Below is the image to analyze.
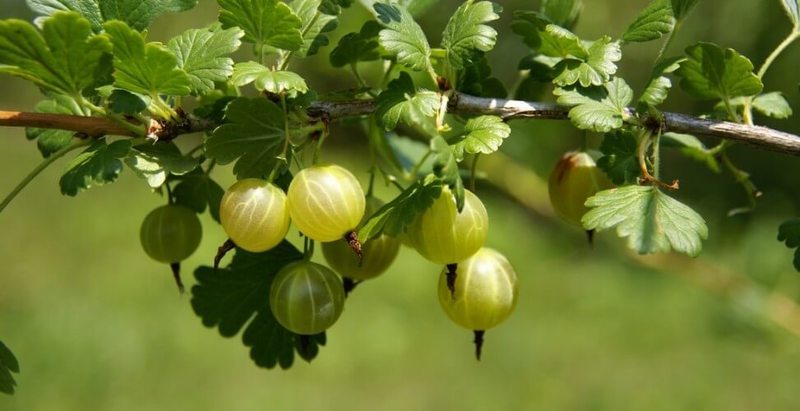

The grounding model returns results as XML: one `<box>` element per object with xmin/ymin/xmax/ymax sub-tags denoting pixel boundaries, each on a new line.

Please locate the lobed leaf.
<box><xmin>330</xmin><ymin>20</ymin><xmax>382</xmax><ymax>68</ymax></box>
<box><xmin>291</xmin><ymin>0</ymin><xmax>340</xmax><ymax>58</ymax></box>
<box><xmin>597</xmin><ymin>130</ymin><xmax>640</xmax><ymax>185</ymax></box>
<box><xmin>168</xmin><ymin>24</ymin><xmax>244</xmax><ymax>95</ymax></box>
<box><xmin>231</xmin><ymin>62</ymin><xmax>309</xmax><ymax>97</ymax></box>
<box><xmin>553</xmin><ymin>36</ymin><xmax>621</xmax><ymax>87</ymax></box>
<box><xmin>27</xmin><ymin>0</ymin><xmax>198</xmax><ymax>32</ymax></box>
<box><xmin>205</xmin><ymin>97</ymin><xmax>286</xmax><ymax>179</ymax></box>
<box><xmin>541</xmin><ymin>0</ymin><xmax>582</xmax><ymax>30</ymax></box>
<box><xmin>218</xmin><ymin>0</ymin><xmax>304</xmax><ymax>52</ymax></box>
<box><xmin>358</xmin><ymin>176</ymin><xmax>444</xmax><ymax>241</ymax></box>
<box><xmin>431</xmin><ymin>136</ymin><xmax>465</xmax><ymax>211</ymax></box>
<box><xmin>26</xmin><ymin>95</ymin><xmax>88</xmax><ymax>157</ymax></box>
<box><xmin>676</xmin><ymin>42</ymin><xmax>763</xmax><ymax>102</ymax></box>
<box><xmin>173</xmin><ymin>169</ymin><xmax>225</xmax><ymax>223</ymax></box>
<box><xmin>191</xmin><ymin>244</ymin><xmax>325</xmax><ymax>369</ymax></box>
<box><xmin>778</xmin><ymin>220</ymin><xmax>800</xmax><ymax>271</ymax></box>
<box><xmin>0</xmin><ymin>12</ymin><xmax>111</xmax><ymax>96</ymax></box>
<box><xmin>639</xmin><ymin>56</ymin><xmax>684</xmax><ymax>107</ymax></box>
<box><xmin>670</xmin><ymin>0</ymin><xmax>700</xmax><ymax>21</ymax></box>
<box><xmin>375</xmin><ymin>72</ymin><xmax>439</xmax><ymax>130</ymax></box>
<box><xmin>59</xmin><ymin>139</ymin><xmax>132</xmax><ymax>196</ymax></box>
<box><xmin>441</xmin><ymin>1</ymin><xmax>501</xmax><ymax>71</ymax></box>
<box><xmin>752</xmin><ymin>92</ymin><xmax>793</xmax><ymax>119</ymax></box>
<box><xmin>451</xmin><ymin>115</ymin><xmax>510</xmax><ymax>161</ymax></box>
<box><xmin>582</xmin><ymin>185</ymin><xmax>708</xmax><ymax>256</ymax></box>
<box><xmin>374</xmin><ymin>2</ymin><xmax>434</xmax><ymax>74</ymax></box>
<box><xmin>554</xmin><ymin>77</ymin><xmax>633</xmax><ymax>132</ymax></box>
<box><xmin>103</xmin><ymin>20</ymin><xmax>192</xmax><ymax>97</ymax></box>
<box><xmin>622</xmin><ymin>0</ymin><xmax>675</xmax><ymax>43</ymax></box>
<box><xmin>124</xmin><ymin>142</ymin><xmax>198</xmax><ymax>188</ymax></box>
<box><xmin>0</xmin><ymin>340</ymin><xmax>19</xmax><ymax>395</ymax></box>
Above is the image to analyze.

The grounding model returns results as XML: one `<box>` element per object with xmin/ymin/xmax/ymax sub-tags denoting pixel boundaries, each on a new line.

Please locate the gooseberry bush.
<box><xmin>1</xmin><ymin>0</ymin><xmax>800</xmax><ymax>393</ymax></box>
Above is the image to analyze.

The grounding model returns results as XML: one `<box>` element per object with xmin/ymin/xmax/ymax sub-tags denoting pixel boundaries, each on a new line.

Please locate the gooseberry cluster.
<box><xmin>138</xmin><ymin>161</ymin><xmax>521</xmax><ymax>359</ymax></box>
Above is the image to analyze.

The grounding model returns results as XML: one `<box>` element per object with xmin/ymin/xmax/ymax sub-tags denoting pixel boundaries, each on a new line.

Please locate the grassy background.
<box><xmin>2</xmin><ymin>0</ymin><xmax>800</xmax><ymax>410</ymax></box>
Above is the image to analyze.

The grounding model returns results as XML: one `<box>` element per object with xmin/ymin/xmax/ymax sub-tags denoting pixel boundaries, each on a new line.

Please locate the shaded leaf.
<box><xmin>753</xmin><ymin>92</ymin><xmax>793</xmax><ymax>119</ymax></box>
<box><xmin>670</xmin><ymin>0</ymin><xmax>700</xmax><ymax>21</ymax></box>
<box><xmin>330</xmin><ymin>20</ymin><xmax>382</xmax><ymax>67</ymax></box>
<box><xmin>291</xmin><ymin>0</ymin><xmax>340</xmax><ymax>58</ymax></box>
<box><xmin>431</xmin><ymin>136</ymin><xmax>465</xmax><ymax>211</ymax></box>
<box><xmin>125</xmin><ymin>142</ymin><xmax>198</xmax><ymax>188</ymax></box>
<box><xmin>541</xmin><ymin>0</ymin><xmax>582</xmax><ymax>30</ymax></box>
<box><xmin>191</xmin><ymin>243</ymin><xmax>324</xmax><ymax>369</ymax></box>
<box><xmin>0</xmin><ymin>340</ymin><xmax>19</xmax><ymax>395</ymax></box>
<box><xmin>640</xmin><ymin>56</ymin><xmax>684</xmax><ymax>107</ymax></box>
<box><xmin>173</xmin><ymin>169</ymin><xmax>225</xmax><ymax>222</ymax></box>
<box><xmin>358</xmin><ymin>175</ymin><xmax>443</xmax><ymax>240</ymax></box>
<box><xmin>375</xmin><ymin>72</ymin><xmax>439</xmax><ymax>130</ymax></box>
<box><xmin>60</xmin><ymin>139</ymin><xmax>132</xmax><ymax>196</ymax></box>
<box><xmin>597</xmin><ymin>130</ymin><xmax>640</xmax><ymax>185</ymax></box>
<box><xmin>26</xmin><ymin>95</ymin><xmax>88</xmax><ymax>157</ymax></box>
<box><xmin>583</xmin><ymin>185</ymin><xmax>708</xmax><ymax>256</ymax></box>
<box><xmin>778</xmin><ymin>220</ymin><xmax>800</xmax><ymax>271</ymax></box>
<box><xmin>108</xmin><ymin>89</ymin><xmax>149</xmax><ymax>115</ymax></box>
<box><xmin>205</xmin><ymin>97</ymin><xmax>286</xmax><ymax>179</ymax></box>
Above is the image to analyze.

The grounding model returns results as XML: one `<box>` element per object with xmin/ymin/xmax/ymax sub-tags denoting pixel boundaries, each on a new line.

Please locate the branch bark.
<box><xmin>2</xmin><ymin>93</ymin><xmax>800</xmax><ymax>156</ymax></box>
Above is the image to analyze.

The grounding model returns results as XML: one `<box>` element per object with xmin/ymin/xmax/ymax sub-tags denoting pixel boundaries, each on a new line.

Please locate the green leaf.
<box><xmin>622</xmin><ymin>0</ymin><xmax>675</xmax><ymax>43</ymax></box>
<box><xmin>597</xmin><ymin>130</ymin><xmax>640</xmax><ymax>185</ymax></box>
<box><xmin>553</xmin><ymin>36</ymin><xmax>621</xmax><ymax>87</ymax></box>
<box><xmin>670</xmin><ymin>0</ymin><xmax>700</xmax><ymax>22</ymax></box>
<box><xmin>60</xmin><ymin>139</ymin><xmax>132</xmax><ymax>196</ymax></box>
<box><xmin>554</xmin><ymin>77</ymin><xmax>633</xmax><ymax>132</ymax></box>
<box><xmin>783</xmin><ymin>0</ymin><xmax>800</xmax><ymax>28</ymax></box>
<box><xmin>358</xmin><ymin>0</ymin><xmax>438</xmax><ymax>16</ymax></box>
<box><xmin>431</xmin><ymin>136</ymin><xmax>465</xmax><ymax>211</ymax></box>
<box><xmin>639</xmin><ymin>56</ymin><xmax>684</xmax><ymax>107</ymax></box>
<box><xmin>457</xmin><ymin>53</ymin><xmax>507</xmax><ymax>98</ymax></box>
<box><xmin>358</xmin><ymin>175</ymin><xmax>443</xmax><ymax>240</ymax></box>
<box><xmin>205</xmin><ymin>97</ymin><xmax>286</xmax><ymax>179</ymax></box>
<box><xmin>753</xmin><ymin>92</ymin><xmax>793</xmax><ymax>119</ymax></box>
<box><xmin>320</xmin><ymin>0</ymin><xmax>353</xmax><ymax>15</ymax></box>
<box><xmin>107</xmin><ymin>89</ymin><xmax>149</xmax><ymax>115</ymax></box>
<box><xmin>541</xmin><ymin>0</ymin><xmax>582</xmax><ymax>29</ymax></box>
<box><xmin>778</xmin><ymin>220</ymin><xmax>800</xmax><ymax>271</ymax></box>
<box><xmin>173</xmin><ymin>170</ymin><xmax>225</xmax><ymax>222</ymax></box>
<box><xmin>661</xmin><ymin>132</ymin><xmax>720</xmax><ymax>173</ymax></box>
<box><xmin>168</xmin><ymin>24</ymin><xmax>243</xmax><ymax>95</ymax></box>
<box><xmin>0</xmin><ymin>340</ymin><xmax>19</xmax><ymax>395</ymax></box>
<box><xmin>374</xmin><ymin>2</ymin><xmax>434</xmax><ymax>74</ymax></box>
<box><xmin>451</xmin><ymin>115</ymin><xmax>510</xmax><ymax>161</ymax></box>
<box><xmin>191</xmin><ymin>243</ymin><xmax>325</xmax><ymax>369</ymax></box>
<box><xmin>583</xmin><ymin>185</ymin><xmax>708</xmax><ymax>256</ymax></box>
<box><xmin>375</xmin><ymin>72</ymin><xmax>439</xmax><ymax>130</ymax></box>
<box><xmin>291</xmin><ymin>0</ymin><xmax>340</xmax><ymax>58</ymax></box>
<box><xmin>231</xmin><ymin>62</ymin><xmax>308</xmax><ymax>97</ymax></box>
<box><xmin>125</xmin><ymin>142</ymin><xmax>198</xmax><ymax>188</ymax></box>
<box><xmin>441</xmin><ymin>1</ymin><xmax>501</xmax><ymax>71</ymax></box>
<box><xmin>27</xmin><ymin>0</ymin><xmax>198</xmax><ymax>31</ymax></box>
<box><xmin>26</xmin><ymin>95</ymin><xmax>88</xmax><ymax>157</ymax></box>
<box><xmin>330</xmin><ymin>20</ymin><xmax>382</xmax><ymax>67</ymax></box>
<box><xmin>0</xmin><ymin>12</ymin><xmax>111</xmax><ymax>96</ymax></box>
<box><xmin>218</xmin><ymin>0</ymin><xmax>304</xmax><ymax>52</ymax></box>
<box><xmin>103</xmin><ymin>21</ymin><xmax>192</xmax><ymax>97</ymax></box>
<box><xmin>676</xmin><ymin>42</ymin><xmax>763</xmax><ymax>101</ymax></box>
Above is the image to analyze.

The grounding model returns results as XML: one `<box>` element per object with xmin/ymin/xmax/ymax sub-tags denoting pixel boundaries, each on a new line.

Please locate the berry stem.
<box><xmin>343</xmin><ymin>277</ymin><xmax>359</xmax><ymax>297</ymax></box>
<box><xmin>446</xmin><ymin>263</ymin><xmax>458</xmax><ymax>298</ymax></box>
<box><xmin>214</xmin><ymin>239</ymin><xmax>236</xmax><ymax>270</ymax></box>
<box><xmin>473</xmin><ymin>330</ymin><xmax>485</xmax><ymax>361</ymax></box>
<box><xmin>170</xmin><ymin>262</ymin><xmax>185</xmax><ymax>294</ymax></box>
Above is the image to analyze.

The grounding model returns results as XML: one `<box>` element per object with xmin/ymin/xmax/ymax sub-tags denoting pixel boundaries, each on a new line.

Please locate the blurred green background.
<box><xmin>2</xmin><ymin>0</ymin><xmax>800</xmax><ymax>410</ymax></box>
